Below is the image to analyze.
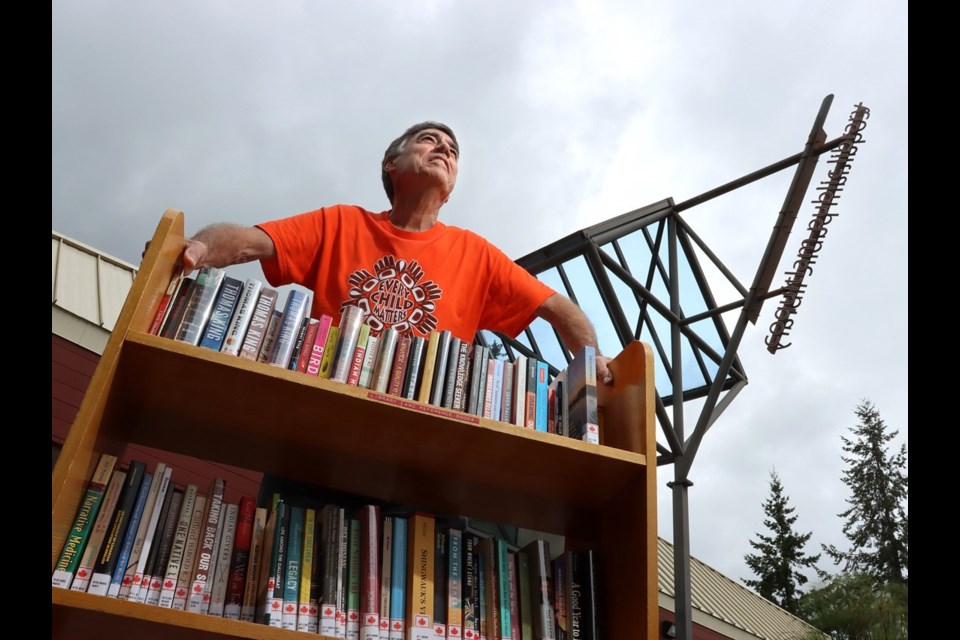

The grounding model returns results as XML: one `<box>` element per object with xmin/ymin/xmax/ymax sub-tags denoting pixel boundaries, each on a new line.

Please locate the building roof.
<box><xmin>51</xmin><ymin>227</ymin><xmax>825</xmax><ymax>640</ymax></box>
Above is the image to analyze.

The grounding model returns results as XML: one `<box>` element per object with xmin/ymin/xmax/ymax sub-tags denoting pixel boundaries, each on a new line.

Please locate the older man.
<box><xmin>177</xmin><ymin>121</ymin><xmax>612</xmax><ymax>382</ymax></box>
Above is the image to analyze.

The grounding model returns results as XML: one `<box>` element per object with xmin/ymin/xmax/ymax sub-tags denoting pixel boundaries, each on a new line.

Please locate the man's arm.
<box><xmin>181</xmin><ymin>223</ymin><xmax>276</xmax><ymax>274</ymax></box>
<box><xmin>534</xmin><ymin>293</ymin><xmax>613</xmax><ymax>385</ymax></box>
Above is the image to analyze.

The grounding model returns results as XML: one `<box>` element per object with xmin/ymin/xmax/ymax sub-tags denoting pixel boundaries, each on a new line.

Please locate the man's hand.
<box><xmin>596</xmin><ymin>354</ymin><xmax>613</xmax><ymax>386</ymax></box>
<box><xmin>535</xmin><ymin>293</ymin><xmax>615</xmax><ymax>386</ymax></box>
<box><xmin>181</xmin><ymin>238</ymin><xmax>208</xmax><ymax>274</ymax></box>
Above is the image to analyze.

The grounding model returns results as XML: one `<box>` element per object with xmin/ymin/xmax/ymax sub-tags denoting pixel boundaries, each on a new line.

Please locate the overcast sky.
<box><xmin>52</xmin><ymin>0</ymin><xmax>907</xmax><ymax>595</ymax></box>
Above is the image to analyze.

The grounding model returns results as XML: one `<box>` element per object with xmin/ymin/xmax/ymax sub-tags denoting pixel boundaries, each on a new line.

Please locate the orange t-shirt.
<box><xmin>256</xmin><ymin>205</ymin><xmax>556</xmax><ymax>343</ymax></box>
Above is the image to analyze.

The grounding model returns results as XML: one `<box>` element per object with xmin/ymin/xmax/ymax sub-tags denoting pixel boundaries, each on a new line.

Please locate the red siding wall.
<box><xmin>52</xmin><ymin>333</ymin><xmax>263</xmax><ymax>504</ymax></box>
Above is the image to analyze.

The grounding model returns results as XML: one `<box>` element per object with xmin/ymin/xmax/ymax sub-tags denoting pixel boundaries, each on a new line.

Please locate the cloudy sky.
<box><xmin>52</xmin><ymin>0</ymin><xmax>907</xmax><ymax>594</ymax></box>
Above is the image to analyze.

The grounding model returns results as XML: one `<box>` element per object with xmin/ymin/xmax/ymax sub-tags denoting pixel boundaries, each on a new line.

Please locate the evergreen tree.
<box><xmin>823</xmin><ymin>400</ymin><xmax>908</xmax><ymax>585</ymax></box>
<box><xmin>799</xmin><ymin>572</ymin><xmax>908</xmax><ymax>640</ymax></box>
<box><xmin>743</xmin><ymin>469</ymin><xmax>821</xmax><ymax>614</ymax></box>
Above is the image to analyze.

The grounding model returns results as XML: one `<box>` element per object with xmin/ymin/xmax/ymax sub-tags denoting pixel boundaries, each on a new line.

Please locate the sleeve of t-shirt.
<box><xmin>255</xmin><ymin>208</ymin><xmax>330</xmax><ymax>288</ymax></box>
<box><xmin>477</xmin><ymin>243</ymin><xmax>556</xmax><ymax>338</ymax></box>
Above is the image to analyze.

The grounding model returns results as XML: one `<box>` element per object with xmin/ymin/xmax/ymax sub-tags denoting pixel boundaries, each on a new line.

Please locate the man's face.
<box><xmin>385</xmin><ymin>128</ymin><xmax>459</xmax><ymax>201</ymax></box>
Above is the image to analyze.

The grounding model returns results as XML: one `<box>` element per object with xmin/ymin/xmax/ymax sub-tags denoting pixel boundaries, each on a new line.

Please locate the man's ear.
<box><xmin>383</xmin><ymin>159</ymin><xmax>395</xmax><ymax>174</ymax></box>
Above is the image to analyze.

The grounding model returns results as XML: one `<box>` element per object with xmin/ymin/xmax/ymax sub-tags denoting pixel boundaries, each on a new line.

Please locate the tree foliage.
<box><xmin>799</xmin><ymin>572</ymin><xmax>908</xmax><ymax>640</ymax></box>
<box><xmin>823</xmin><ymin>400</ymin><xmax>908</xmax><ymax>585</ymax></box>
<box><xmin>742</xmin><ymin>469</ymin><xmax>821</xmax><ymax>614</ymax></box>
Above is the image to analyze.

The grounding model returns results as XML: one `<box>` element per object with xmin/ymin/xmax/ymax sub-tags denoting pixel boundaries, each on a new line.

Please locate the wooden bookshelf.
<box><xmin>51</xmin><ymin>208</ymin><xmax>658</xmax><ymax>639</ymax></box>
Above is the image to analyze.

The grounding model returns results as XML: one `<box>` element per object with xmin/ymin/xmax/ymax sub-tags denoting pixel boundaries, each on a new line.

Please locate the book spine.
<box><xmin>535</xmin><ymin>362</ymin><xmax>550</xmax><ymax>432</ymax></box>
<box><xmin>440</xmin><ymin>337</ymin><xmax>461</xmax><ymax>409</ymax></box>
<box><xmin>295</xmin><ymin>317</ymin><xmax>322</xmax><ymax>373</ymax></box>
<box><xmin>379</xmin><ymin>515</ymin><xmax>393</xmax><ymax>640</ymax></box>
<box><xmin>519</xmin><ymin>540</ymin><xmax>555</xmax><ymax>640</ymax></box>
<box><xmin>478</xmin><ymin>537</ymin><xmax>500</xmax><ymax>640</ymax></box>
<box><xmin>318</xmin><ymin>325</ymin><xmax>341</xmax><ymax>379</ymax></box>
<box><xmin>70</xmin><ymin>468</ymin><xmax>127</xmax><ymax>593</ymax></box>
<box><xmin>238</xmin><ymin>287</ymin><xmax>279</xmax><ymax>360</ymax></box>
<box><xmin>255</xmin><ymin>503</ymin><xmax>280</xmax><ymax>624</ymax></box>
<box><xmin>466</xmin><ymin>346</ymin><xmax>487</xmax><ymax>417</ymax></box>
<box><xmin>52</xmin><ymin>453</ymin><xmax>117</xmax><ymax>589</ymax></box>
<box><xmin>429</xmin><ymin>330</ymin><xmax>453</xmax><ymax>406</ymax></box>
<box><xmin>347</xmin><ymin>324</ymin><xmax>372</xmax><ymax>386</ymax></box>
<box><xmin>507</xmin><ymin>550</ymin><xmax>520</xmax><ymax>640</ymax></box>
<box><xmin>269</xmin><ymin>501</ymin><xmax>291</xmax><ymax>628</ymax></box>
<box><xmin>306</xmin><ymin>314</ymin><xmax>335</xmax><ymax>377</ymax></box>
<box><xmin>198</xmin><ymin>276</ymin><xmax>244</xmax><ymax>352</ymax></box>
<box><xmin>135</xmin><ymin>475</ymin><xmax>176</xmax><ymax>603</ymax></box>
<box><xmin>282</xmin><ymin>505</ymin><xmax>305</xmax><ymax>630</ymax></box>
<box><xmin>406</xmin><ymin>512</ymin><xmax>435</xmax><ymax>640</ymax></box>
<box><xmin>86</xmin><ymin>461</ymin><xmax>146</xmax><ymax>596</ymax></box>
<box><xmin>446</xmin><ymin>529</ymin><xmax>463</xmax><ymax>640</ymax></box>
<box><xmin>360</xmin><ymin>505</ymin><xmax>381</xmax><ymax>640</ymax></box>
<box><xmin>516</xmin><ymin>545</ymin><xmax>532</xmax><ymax>640</ymax></box>
<box><xmin>513</xmin><ymin>355</ymin><xmax>528</xmax><ymax>427</ymax></box>
<box><xmin>172</xmin><ymin>494</ymin><xmax>208</xmax><ymax>610</ymax></box>
<box><xmin>174</xmin><ymin>266</ymin><xmax>226</xmax><ymax>346</ymax></box>
<box><xmin>461</xmin><ymin>534</ymin><xmax>479</xmax><ymax>640</ymax></box>
<box><xmin>240</xmin><ymin>507</ymin><xmax>268</xmax><ymax>622</ymax></box>
<box><xmin>525</xmin><ymin>359</ymin><xmax>539</xmax><ymax>430</ymax></box>
<box><xmin>286</xmin><ymin>315</ymin><xmax>311</xmax><ymax>372</ymax></box>
<box><xmin>124</xmin><ymin>464</ymin><xmax>172</xmax><ymax>601</ymax></box>
<box><xmin>157</xmin><ymin>483</ymin><xmax>198</xmax><ymax>608</ymax></box>
<box><xmin>320</xmin><ymin>505</ymin><xmax>342</xmax><ymax>636</ymax></box>
<box><xmin>107</xmin><ymin>470</ymin><xmax>154</xmax><ymax>598</ymax></box>
<box><xmin>451</xmin><ymin>340</ymin><xmax>470</xmax><ymax>412</ymax></box>
<box><xmin>482</xmin><ymin>358</ymin><xmax>496</xmax><ymax>419</ymax></box>
<box><xmin>402</xmin><ymin>336</ymin><xmax>427</xmax><ymax>400</ymax></box>
<box><xmin>357</xmin><ymin>334</ymin><xmax>380</xmax><ymax>389</ymax></box>
<box><xmin>297</xmin><ymin>507</ymin><xmax>317</xmax><ymax>632</ymax></box>
<box><xmin>187</xmin><ymin>478</ymin><xmax>226</xmax><ymax>613</ymax></box>
<box><xmin>208</xmin><ymin>502</ymin><xmax>239</xmax><ymax>617</ymax></box>
<box><xmin>307</xmin><ymin>508</ymin><xmax>323</xmax><ymax>633</ymax></box>
<box><xmin>387</xmin><ymin>335</ymin><xmax>412</xmax><ymax>396</ymax></box>
<box><xmin>417</xmin><ymin>330</ymin><xmax>440</xmax><ymax>404</ymax></box>
<box><xmin>160</xmin><ymin>276</ymin><xmax>195</xmax><ymax>339</ymax></box>
<box><xmin>256</xmin><ymin>309</ymin><xmax>285</xmax><ymax>364</ymax></box>
<box><xmin>567</xmin><ymin>346</ymin><xmax>600</xmax><ymax>444</ymax></box>
<box><xmin>347</xmin><ymin>517</ymin><xmax>362</xmax><ymax>640</ymax></box>
<box><xmin>223</xmin><ymin>496</ymin><xmax>257</xmax><ymax>619</ymax></box>
<box><xmin>370</xmin><ymin>328</ymin><xmax>399</xmax><ymax>393</ymax></box>
<box><xmin>501</xmin><ymin>360</ymin><xmax>514</xmax><ymax>424</ymax></box>
<box><xmin>148</xmin><ymin>264</ymin><xmax>184</xmax><ymax>335</ymax></box>
<box><xmin>220</xmin><ymin>277</ymin><xmax>263</xmax><ymax>356</ymax></box>
<box><xmin>389</xmin><ymin>516</ymin><xmax>407</xmax><ymax>640</ymax></box>
<box><xmin>331</xmin><ymin>305</ymin><xmax>366</xmax><ymax>383</ymax></box>
<box><xmin>552</xmin><ymin>558</ymin><xmax>566</xmax><ymax>640</ymax></box>
<box><xmin>269</xmin><ymin>290</ymin><xmax>310</xmax><ymax>368</ymax></box>
<box><xmin>143</xmin><ymin>488</ymin><xmax>182</xmax><ymax>605</ymax></box>
<box><xmin>433</xmin><ymin>529</ymin><xmax>448</xmax><ymax>640</ymax></box>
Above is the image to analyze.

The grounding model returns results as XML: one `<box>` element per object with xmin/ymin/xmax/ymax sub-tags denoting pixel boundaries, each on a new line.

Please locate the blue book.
<box><xmin>107</xmin><ymin>471</ymin><xmax>153</xmax><ymax>598</ymax></box>
<box><xmin>198</xmin><ymin>276</ymin><xmax>244</xmax><ymax>351</ymax></box>
<box><xmin>535</xmin><ymin>361</ymin><xmax>550</xmax><ymax>431</ymax></box>
<box><xmin>495</xmin><ymin>539</ymin><xmax>512</xmax><ymax>638</ymax></box>
<box><xmin>282</xmin><ymin>505</ymin><xmax>305</xmax><ymax>630</ymax></box>
<box><xmin>389</xmin><ymin>517</ymin><xmax>408</xmax><ymax>638</ymax></box>
<box><xmin>86</xmin><ymin>460</ymin><xmax>147</xmax><ymax>596</ymax></box>
<box><xmin>268</xmin><ymin>289</ymin><xmax>310</xmax><ymax>368</ymax></box>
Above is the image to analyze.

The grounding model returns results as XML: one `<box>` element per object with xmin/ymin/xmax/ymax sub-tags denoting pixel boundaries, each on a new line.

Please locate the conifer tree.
<box><xmin>823</xmin><ymin>400</ymin><xmax>908</xmax><ymax>585</ymax></box>
<box><xmin>743</xmin><ymin>469</ymin><xmax>821</xmax><ymax>614</ymax></box>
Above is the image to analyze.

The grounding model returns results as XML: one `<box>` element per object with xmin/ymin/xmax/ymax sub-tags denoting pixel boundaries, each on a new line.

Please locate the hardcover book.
<box><xmin>507</xmin><ymin>550</ymin><xmax>520</xmax><ymax>640</ymax></box>
<box><xmin>347</xmin><ymin>323</ymin><xmax>372</xmax><ymax>386</ymax></box>
<box><xmin>466</xmin><ymin>345</ymin><xmax>488</xmax><ymax>417</ymax></box>
<box><xmin>389</xmin><ymin>516</ymin><xmax>408</xmax><ymax>640</ymax></box>
<box><xmin>238</xmin><ymin>286</ymin><xmax>279</xmax><ymax>361</ymax></box>
<box><xmin>448</xmin><ymin>339</ymin><xmax>470</xmax><ymax>412</ymax></box>
<box><xmin>142</xmin><ymin>487</ymin><xmax>182</xmax><ymax>605</ymax></box>
<box><xmin>148</xmin><ymin>264</ymin><xmax>185</xmax><ymax>336</ymax></box>
<box><xmin>516</xmin><ymin>545</ymin><xmax>533</xmax><ymax>640</ymax></box>
<box><xmin>297</xmin><ymin>507</ymin><xmax>318</xmax><ymax>632</ymax></box>
<box><xmin>270</xmin><ymin>501</ymin><xmax>292</xmax><ymax>628</ymax></box>
<box><xmin>198</xmin><ymin>275</ymin><xmax>244</xmax><ymax>352</ymax></box>
<box><xmin>256</xmin><ymin>308</ymin><xmax>285</xmax><ymax>365</ymax></box>
<box><xmin>157</xmin><ymin>483</ymin><xmax>198</xmax><ymax>608</ymax></box>
<box><xmin>187</xmin><ymin>477</ymin><xmax>227</xmax><ymax>614</ymax></box>
<box><xmin>159</xmin><ymin>276</ymin><xmax>195</xmax><ymax>339</ymax></box>
<box><xmin>565</xmin><ymin>346</ymin><xmax>600</xmax><ymax>444</ymax></box>
<box><xmin>241</xmin><ymin>506</ymin><xmax>269</xmax><ymax>622</ymax></box>
<box><xmin>406</xmin><ymin>512</ymin><xmax>436</xmax><ymax>640</ymax></box>
<box><xmin>268</xmin><ymin>289</ymin><xmax>310</xmax><ymax>369</ymax></box>
<box><xmin>461</xmin><ymin>533</ymin><xmax>479</xmax><ymax>640</ymax></box>
<box><xmin>518</xmin><ymin>539</ymin><xmax>556</xmax><ymax>640</ymax></box>
<box><xmin>429</xmin><ymin>329</ymin><xmax>453</xmax><ymax>406</ymax></box>
<box><xmin>357</xmin><ymin>333</ymin><xmax>380</xmax><ymax>389</ymax></box>
<box><xmin>255</xmin><ymin>500</ymin><xmax>284</xmax><ymax>627</ymax></box>
<box><xmin>370</xmin><ymin>327</ymin><xmax>399</xmax><ymax>393</ymax></box>
<box><xmin>122</xmin><ymin>463</ymin><xmax>172</xmax><ymax>601</ymax></box>
<box><xmin>318</xmin><ymin>325</ymin><xmax>341</xmax><ymax>380</ymax></box>
<box><xmin>69</xmin><ymin>467</ymin><xmax>127</xmax><ymax>593</ymax></box>
<box><xmin>286</xmin><ymin>314</ymin><xmax>312</xmax><ymax>372</ymax></box>
<box><xmin>208</xmin><ymin>501</ymin><xmax>240</xmax><ymax>617</ymax></box>
<box><xmin>106</xmin><ymin>469</ymin><xmax>154</xmax><ymax>598</ymax></box>
<box><xmin>295</xmin><ymin>317</ymin><xmax>322</xmax><ymax>373</ymax></box>
<box><xmin>446</xmin><ymin>528</ymin><xmax>464</xmax><ymax>640</ymax></box>
<box><xmin>402</xmin><ymin>335</ymin><xmax>427</xmax><ymax>400</ymax></box>
<box><xmin>320</xmin><ymin>504</ymin><xmax>346</xmax><ymax>637</ymax></box>
<box><xmin>223</xmin><ymin>495</ymin><xmax>257</xmax><ymax>619</ymax></box>
<box><xmin>172</xmin><ymin>494</ymin><xmax>208</xmax><ymax>610</ymax></box>
<box><xmin>478</xmin><ymin>536</ymin><xmax>503</xmax><ymax>640</ymax></box>
<box><xmin>379</xmin><ymin>515</ymin><xmax>393</xmax><ymax>640</ymax></box>
<box><xmin>52</xmin><ymin>453</ymin><xmax>118</xmax><ymax>589</ymax></box>
<box><xmin>306</xmin><ymin>314</ymin><xmax>335</xmax><ymax>377</ymax></box>
<box><xmin>387</xmin><ymin>334</ymin><xmax>412</xmax><ymax>397</ymax></box>
<box><xmin>524</xmin><ymin>358</ymin><xmax>539</xmax><ymax>430</ymax></box>
<box><xmin>347</xmin><ymin>516</ymin><xmax>362</xmax><ymax>640</ymax></box>
<box><xmin>360</xmin><ymin>505</ymin><xmax>382</xmax><ymax>640</ymax></box>
<box><xmin>282</xmin><ymin>505</ymin><xmax>305</xmax><ymax>630</ymax></box>
<box><xmin>220</xmin><ymin>277</ymin><xmax>263</xmax><ymax>356</ymax></box>
<box><xmin>174</xmin><ymin>266</ymin><xmax>226</xmax><ymax>346</ymax></box>
<box><xmin>331</xmin><ymin>304</ymin><xmax>366</xmax><ymax>383</ymax></box>
<box><xmin>440</xmin><ymin>336</ymin><xmax>461</xmax><ymax>409</ymax></box>
<box><xmin>501</xmin><ymin>360</ymin><xmax>514</xmax><ymax>424</ymax></box>
<box><xmin>417</xmin><ymin>330</ymin><xmax>441</xmax><ymax>404</ymax></box>
<box><xmin>86</xmin><ymin>460</ymin><xmax>146</xmax><ymax>597</ymax></box>
<box><xmin>512</xmin><ymin>355</ymin><xmax>528</xmax><ymax>427</ymax></box>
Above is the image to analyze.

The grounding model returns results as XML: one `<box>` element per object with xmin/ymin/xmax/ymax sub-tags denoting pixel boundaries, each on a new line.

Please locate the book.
<box><xmin>331</xmin><ymin>304</ymin><xmax>366</xmax><ymax>383</ymax></box>
<box><xmin>52</xmin><ymin>453</ymin><xmax>118</xmax><ymax>589</ymax></box>
<box><xmin>269</xmin><ymin>289</ymin><xmax>310</xmax><ymax>368</ymax></box>
<box><xmin>297</xmin><ymin>507</ymin><xmax>319</xmax><ymax>632</ymax></box>
<box><xmin>320</xmin><ymin>504</ymin><xmax>346</xmax><ymax>637</ymax></box>
<box><xmin>402</xmin><ymin>335</ymin><xmax>427</xmax><ymax>400</ymax></box>
<box><xmin>449</xmin><ymin>339</ymin><xmax>470</xmax><ymax>412</ymax></box>
<box><xmin>223</xmin><ymin>495</ymin><xmax>257</xmax><ymax>619</ymax></box>
<box><xmin>478</xmin><ymin>536</ymin><xmax>502</xmax><ymax>640</ymax></box>
<box><xmin>106</xmin><ymin>469</ymin><xmax>154</xmax><ymax>598</ymax></box>
<box><xmin>148</xmin><ymin>263</ymin><xmax>185</xmax><ymax>335</ymax></box>
<box><xmin>512</xmin><ymin>355</ymin><xmax>528</xmax><ymax>427</ymax></box>
<box><xmin>69</xmin><ymin>467</ymin><xmax>127</xmax><ymax>593</ymax></box>
<box><xmin>347</xmin><ymin>323</ymin><xmax>372</xmax><ymax>386</ymax></box>
<box><xmin>370</xmin><ymin>327</ymin><xmax>399</xmax><ymax>393</ymax></box>
<box><xmin>553</xmin><ymin>371</ymin><xmax>569</xmax><ymax>438</ymax></box>
<box><xmin>174</xmin><ymin>265</ymin><xmax>226</xmax><ymax>346</ymax></box>
<box><xmin>433</xmin><ymin>527</ymin><xmax>448</xmax><ymax>640</ymax></box>
<box><xmin>552</xmin><ymin>557</ymin><xmax>567</xmax><ymax>640</ymax></box>
<box><xmin>187</xmin><ymin>477</ymin><xmax>227</xmax><ymax>614</ymax></box>
<box><xmin>440</xmin><ymin>336</ymin><xmax>460</xmax><ymax>409</ymax></box>
<box><xmin>565</xmin><ymin>346</ymin><xmax>600</xmax><ymax>444</ymax></box>
<box><xmin>294</xmin><ymin>317</ymin><xmax>322</xmax><ymax>373</ymax></box>
<box><xmin>389</xmin><ymin>516</ymin><xmax>408</xmax><ymax>640</ymax></box>
<box><xmin>198</xmin><ymin>275</ymin><xmax>244</xmax><ymax>352</ymax></box>
<box><xmin>172</xmin><ymin>494</ymin><xmax>208</xmax><ymax>610</ymax></box>
<box><xmin>287</xmin><ymin>315</ymin><xmax>313</xmax><ymax>372</ymax></box>
<box><xmin>429</xmin><ymin>329</ymin><xmax>453</xmax><ymax>406</ymax></box>
<box><xmin>347</xmin><ymin>516</ymin><xmax>362</xmax><ymax>640</ymax></box>
<box><xmin>122</xmin><ymin>463</ymin><xmax>172</xmax><ymax>601</ymax></box>
<box><xmin>220</xmin><ymin>277</ymin><xmax>264</xmax><ymax>356</ymax></box>
<box><xmin>518</xmin><ymin>539</ymin><xmax>555</xmax><ymax>640</ymax></box>
<box><xmin>86</xmin><ymin>460</ymin><xmax>146</xmax><ymax>597</ymax></box>
<box><xmin>255</xmin><ymin>500</ymin><xmax>284</xmax><ymax>626</ymax></box>
<box><xmin>525</xmin><ymin>358</ymin><xmax>539</xmax><ymax>430</ymax></box>
<box><xmin>516</xmin><ymin>544</ymin><xmax>533</xmax><ymax>640</ymax></box>
<box><xmin>208</xmin><ymin>501</ymin><xmax>239</xmax><ymax>617</ymax></box>
<box><xmin>256</xmin><ymin>308</ymin><xmax>285</xmax><ymax>365</ymax></box>
<box><xmin>282</xmin><ymin>505</ymin><xmax>305</xmax><ymax>630</ymax></box>
<box><xmin>318</xmin><ymin>325</ymin><xmax>341</xmax><ymax>379</ymax></box>
<box><xmin>386</xmin><ymin>334</ymin><xmax>412</xmax><ymax>397</ymax></box>
<box><xmin>269</xmin><ymin>500</ymin><xmax>291</xmax><ymax>628</ymax></box>
<box><xmin>307</xmin><ymin>509</ymin><xmax>323</xmax><ymax>633</ymax></box>
<box><xmin>477</xmin><ymin>541</ymin><xmax>487</xmax><ymax>640</ymax></box>
<box><xmin>159</xmin><ymin>276</ymin><xmax>195</xmax><ymax>339</ymax></box>
<box><xmin>535</xmin><ymin>361</ymin><xmax>550</xmax><ymax>432</ymax></box>
<box><xmin>567</xmin><ymin>550</ymin><xmax>599</xmax><ymax>640</ymax></box>
<box><xmin>134</xmin><ymin>475</ymin><xmax>176</xmax><ymax>603</ymax></box>
<box><xmin>417</xmin><ymin>330</ymin><xmax>441</xmax><ymax>404</ymax></box>
<box><xmin>306</xmin><ymin>314</ymin><xmax>335</xmax><ymax>377</ymax></box>
<box><xmin>501</xmin><ymin>360</ymin><xmax>514</xmax><ymax>424</ymax></box>
<box><xmin>461</xmin><ymin>534</ymin><xmax>479</xmax><ymax>640</ymax></box>
<box><xmin>446</xmin><ymin>528</ymin><xmax>464</xmax><ymax>640</ymax></box>
<box><xmin>337</xmin><ymin>508</ymin><xmax>351</xmax><ymax>638</ymax></box>
<box><xmin>357</xmin><ymin>333</ymin><xmax>380</xmax><ymax>389</ymax></box>
<box><xmin>238</xmin><ymin>286</ymin><xmax>279</xmax><ymax>360</ymax></box>
<box><xmin>142</xmin><ymin>487</ymin><xmax>182</xmax><ymax>605</ymax></box>
<box><xmin>241</xmin><ymin>506</ymin><xmax>269</xmax><ymax>622</ymax></box>
<box><xmin>481</xmin><ymin>357</ymin><xmax>497</xmax><ymax>419</ymax></box>
<box><xmin>360</xmin><ymin>505</ymin><xmax>381</xmax><ymax>640</ymax></box>
<box><xmin>406</xmin><ymin>512</ymin><xmax>436</xmax><ymax>640</ymax></box>
<box><xmin>157</xmin><ymin>483</ymin><xmax>198</xmax><ymax>608</ymax></box>
<box><xmin>379</xmin><ymin>515</ymin><xmax>393</xmax><ymax>640</ymax></box>
<box><xmin>507</xmin><ymin>550</ymin><xmax>521</xmax><ymax>640</ymax></box>
<box><xmin>466</xmin><ymin>345</ymin><xmax>488</xmax><ymax>417</ymax></box>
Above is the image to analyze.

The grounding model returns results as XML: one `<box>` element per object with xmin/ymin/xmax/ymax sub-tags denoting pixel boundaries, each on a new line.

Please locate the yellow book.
<box><xmin>405</xmin><ymin>512</ymin><xmax>435</xmax><ymax>639</ymax></box>
<box><xmin>297</xmin><ymin>508</ymin><xmax>317</xmax><ymax>633</ymax></box>
<box><xmin>417</xmin><ymin>331</ymin><xmax>440</xmax><ymax>404</ymax></box>
<box><xmin>318</xmin><ymin>326</ymin><xmax>340</xmax><ymax>379</ymax></box>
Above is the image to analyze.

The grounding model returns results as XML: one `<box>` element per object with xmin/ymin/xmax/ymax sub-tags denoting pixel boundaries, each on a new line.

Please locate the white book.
<box><xmin>131</xmin><ymin>465</ymin><xmax>175</xmax><ymax>603</ymax></box>
<box><xmin>220</xmin><ymin>278</ymin><xmax>263</xmax><ymax>356</ymax></box>
<box><xmin>158</xmin><ymin>484</ymin><xmax>198</xmax><ymax>608</ymax></box>
<box><xmin>512</xmin><ymin>355</ymin><xmax>528</xmax><ymax>426</ymax></box>
<box><xmin>208</xmin><ymin>502</ymin><xmax>239</xmax><ymax>617</ymax></box>
<box><xmin>119</xmin><ymin>463</ymin><xmax>168</xmax><ymax>601</ymax></box>
<box><xmin>490</xmin><ymin>358</ymin><xmax>504</xmax><ymax>422</ymax></box>
<box><xmin>172</xmin><ymin>495</ymin><xmax>208</xmax><ymax>611</ymax></box>
<box><xmin>269</xmin><ymin>290</ymin><xmax>310</xmax><ymax>368</ymax></box>
<box><xmin>370</xmin><ymin>328</ymin><xmax>399</xmax><ymax>393</ymax></box>
<box><xmin>331</xmin><ymin>305</ymin><xmax>365</xmax><ymax>383</ymax></box>
<box><xmin>358</xmin><ymin>334</ymin><xmax>380</xmax><ymax>389</ymax></box>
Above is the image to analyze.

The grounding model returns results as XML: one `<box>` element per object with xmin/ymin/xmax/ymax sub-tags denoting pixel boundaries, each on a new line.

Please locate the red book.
<box><xmin>387</xmin><ymin>335</ymin><xmax>412</xmax><ymax>397</ymax></box>
<box><xmin>224</xmin><ymin>496</ymin><xmax>257</xmax><ymax>619</ymax></box>
<box><xmin>295</xmin><ymin>318</ymin><xmax>321</xmax><ymax>374</ymax></box>
<box><xmin>148</xmin><ymin>264</ymin><xmax>184</xmax><ymax>335</ymax></box>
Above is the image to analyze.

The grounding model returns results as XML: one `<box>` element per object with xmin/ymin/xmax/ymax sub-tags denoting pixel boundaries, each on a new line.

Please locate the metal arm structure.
<box><xmin>477</xmin><ymin>94</ymin><xmax>869</xmax><ymax>640</ymax></box>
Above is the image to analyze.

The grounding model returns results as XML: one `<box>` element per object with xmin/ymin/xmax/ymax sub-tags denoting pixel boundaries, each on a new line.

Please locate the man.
<box><xmin>174</xmin><ymin>121</ymin><xmax>612</xmax><ymax>383</ymax></box>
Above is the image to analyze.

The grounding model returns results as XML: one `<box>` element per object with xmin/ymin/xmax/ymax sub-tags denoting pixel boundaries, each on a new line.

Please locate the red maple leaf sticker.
<box><xmin>394</xmin><ymin>621</ymin><xmax>403</xmax><ymax>630</ymax></box>
<box><xmin>286</xmin><ymin>604</ymin><xmax>295</xmax><ymax>613</ymax></box>
<box><xmin>417</xmin><ymin>616</ymin><xmax>427</xmax><ymax>627</ymax></box>
<box><xmin>271</xmin><ymin>601</ymin><xmax>281</xmax><ymax>610</ymax></box>
<box><xmin>450</xmin><ymin>628</ymin><xmax>460</xmax><ymax>636</ymax></box>
<box><xmin>380</xmin><ymin>621</ymin><xmax>389</xmax><ymax>629</ymax></box>
<box><xmin>122</xmin><ymin>576</ymin><xmax>132</xmax><ymax>585</ymax></box>
<box><xmin>310</xmin><ymin>605</ymin><xmax>318</xmax><ymax>614</ymax></box>
<box><xmin>176</xmin><ymin>588</ymin><xmax>186</xmax><ymax>597</ymax></box>
<box><xmin>464</xmin><ymin>630</ymin><xmax>474</xmax><ymax>639</ymax></box>
<box><xmin>588</xmin><ymin>424</ymin><xmax>598</xmax><ymax>432</ymax></box>
<box><xmin>367</xmin><ymin>615</ymin><xmax>377</xmax><ymax>624</ymax></box>
<box><xmin>300</xmin><ymin>605</ymin><xmax>309</xmax><ymax>613</ymax></box>
<box><xmin>324</xmin><ymin>607</ymin><xmax>334</xmax><ymax>616</ymax></box>
<box><xmin>151</xmin><ymin>579</ymin><xmax>161</xmax><ymax>588</ymax></box>
<box><xmin>164</xmin><ymin>579</ymin><xmax>174</xmax><ymax>588</ymax></box>
<box><xmin>435</xmin><ymin>625</ymin><xmax>444</xmax><ymax>634</ymax></box>
<box><xmin>350</xmin><ymin>611</ymin><xmax>359</xmax><ymax>621</ymax></box>
<box><xmin>202</xmin><ymin>593</ymin><xmax>210</xmax><ymax>602</ymax></box>
<box><xmin>132</xmin><ymin>576</ymin><xmax>142</xmax><ymax>585</ymax></box>
<box><xmin>76</xmin><ymin>569</ymin><xmax>88</xmax><ymax>578</ymax></box>
<box><xmin>193</xmin><ymin>584</ymin><xmax>203</xmax><ymax>593</ymax></box>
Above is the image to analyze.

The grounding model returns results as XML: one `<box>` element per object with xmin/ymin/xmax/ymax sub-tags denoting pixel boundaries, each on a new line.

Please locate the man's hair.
<box><xmin>381</xmin><ymin>121</ymin><xmax>458</xmax><ymax>204</ymax></box>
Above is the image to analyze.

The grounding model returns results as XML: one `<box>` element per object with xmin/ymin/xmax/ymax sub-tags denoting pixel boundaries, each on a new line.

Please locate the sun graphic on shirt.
<box><xmin>343</xmin><ymin>256</ymin><xmax>442</xmax><ymax>336</ymax></box>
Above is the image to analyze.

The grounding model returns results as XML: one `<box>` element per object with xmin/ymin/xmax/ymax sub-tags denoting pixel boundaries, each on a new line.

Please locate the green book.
<box><xmin>282</xmin><ymin>505</ymin><xmax>304</xmax><ymax>630</ymax></box>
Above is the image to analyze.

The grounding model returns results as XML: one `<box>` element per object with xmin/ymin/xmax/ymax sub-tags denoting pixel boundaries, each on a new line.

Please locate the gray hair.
<box><xmin>381</xmin><ymin>121</ymin><xmax>459</xmax><ymax>204</ymax></box>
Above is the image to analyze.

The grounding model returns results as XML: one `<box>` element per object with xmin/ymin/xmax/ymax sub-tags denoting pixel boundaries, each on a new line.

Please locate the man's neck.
<box><xmin>388</xmin><ymin>192</ymin><xmax>446</xmax><ymax>231</ymax></box>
